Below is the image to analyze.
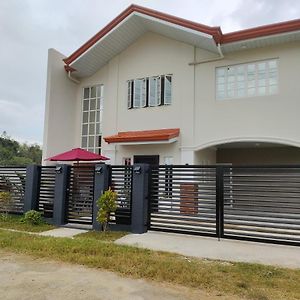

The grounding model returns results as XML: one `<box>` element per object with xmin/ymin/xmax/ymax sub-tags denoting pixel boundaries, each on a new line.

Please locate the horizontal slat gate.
<box><xmin>110</xmin><ymin>166</ymin><xmax>133</xmax><ymax>225</ymax></box>
<box><xmin>67</xmin><ymin>166</ymin><xmax>94</xmax><ymax>225</ymax></box>
<box><xmin>149</xmin><ymin>166</ymin><xmax>217</xmax><ymax>235</ymax></box>
<box><xmin>0</xmin><ymin>167</ymin><xmax>26</xmax><ymax>214</ymax></box>
<box><xmin>38</xmin><ymin>166</ymin><xmax>56</xmax><ymax>218</ymax></box>
<box><xmin>223</xmin><ymin>166</ymin><xmax>300</xmax><ymax>244</ymax></box>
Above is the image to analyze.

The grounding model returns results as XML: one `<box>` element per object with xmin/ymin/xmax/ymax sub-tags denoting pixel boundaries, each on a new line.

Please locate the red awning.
<box><xmin>104</xmin><ymin>128</ymin><xmax>180</xmax><ymax>144</ymax></box>
<box><xmin>45</xmin><ymin>148</ymin><xmax>109</xmax><ymax>161</ymax></box>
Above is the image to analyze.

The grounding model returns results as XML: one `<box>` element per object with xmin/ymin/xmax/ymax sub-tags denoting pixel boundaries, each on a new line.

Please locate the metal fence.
<box><xmin>149</xmin><ymin>165</ymin><xmax>300</xmax><ymax>245</ymax></box>
<box><xmin>0</xmin><ymin>167</ymin><xmax>27</xmax><ymax>214</ymax></box>
<box><xmin>110</xmin><ymin>165</ymin><xmax>133</xmax><ymax>225</ymax></box>
<box><xmin>66</xmin><ymin>166</ymin><xmax>94</xmax><ymax>225</ymax></box>
<box><xmin>38</xmin><ymin>166</ymin><xmax>56</xmax><ymax>218</ymax></box>
<box><xmin>149</xmin><ymin>165</ymin><xmax>217</xmax><ymax>236</ymax></box>
<box><xmin>223</xmin><ymin>166</ymin><xmax>300</xmax><ymax>244</ymax></box>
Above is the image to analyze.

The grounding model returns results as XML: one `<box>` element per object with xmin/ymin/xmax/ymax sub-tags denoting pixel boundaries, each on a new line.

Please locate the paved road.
<box><xmin>0</xmin><ymin>251</ymin><xmax>238</xmax><ymax>300</ymax></box>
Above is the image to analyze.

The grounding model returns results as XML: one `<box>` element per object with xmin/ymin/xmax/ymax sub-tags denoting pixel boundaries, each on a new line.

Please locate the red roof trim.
<box><xmin>63</xmin><ymin>4</ymin><xmax>222</xmax><ymax>65</ymax></box>
<box><xmin>63</xmin><ymin>5</ymin><xmax>300</xmax><ymax>68</ymax></box>
<box><xmin>222</xmin><ymin>18</ymin><xmax>300</xmax><ymax>44</ymax></box>
<box><xmin>104</xmin><ymin>128</ymin><xmax>180</xmax><ymax>144</ymax></box>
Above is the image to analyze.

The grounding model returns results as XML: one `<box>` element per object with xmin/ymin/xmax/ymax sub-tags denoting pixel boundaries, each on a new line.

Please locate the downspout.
<box><xmin>67</xmin><ymin>71</ymin><xmax>80</xmax><ymax>84</ymax></box>
<box><xmin>188</xmin><ymin>43</ymin><xmax>224</xmax><ymax>66</ymax></box>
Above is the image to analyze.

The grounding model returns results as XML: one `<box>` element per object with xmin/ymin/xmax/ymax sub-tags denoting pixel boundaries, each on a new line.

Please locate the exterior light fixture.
<box><xmin>133</xmin><ymin>166</ymin><xmax>142</xmax><ymax>174</ymax></box>
<box><xmin>95</xmin><ymin>166</ymin><xmax>103</xmax><ymax>174</ymax></box>
<box><xmin>55</xmin><ymin>166</ymin><xmax>63</xmax><ymax>174</ymax></box>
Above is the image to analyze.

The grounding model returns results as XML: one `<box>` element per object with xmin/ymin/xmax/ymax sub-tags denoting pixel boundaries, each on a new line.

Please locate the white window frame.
<box><xmin>164</xmin><ymin>75</ymin><xmax>172</xmax><ymax>105</ymax></box>
<box><xmin>216</xmin><ymin>58</ymin><xmax>278</xmax><ymax>101</ymax></box>
<box><xmin>127</xmin><ymin>74</ymin><xmax>173</xmax><ymax>109</ymax></box>
<box><xmin>148</xmin><ymin>76</ymin><xmax>161</xmax><ymax>107</ymax></box>
<box><xmin>81</xmin><ymin>84</ymin><xmax>104</xmax><ymax>154</ymax></box>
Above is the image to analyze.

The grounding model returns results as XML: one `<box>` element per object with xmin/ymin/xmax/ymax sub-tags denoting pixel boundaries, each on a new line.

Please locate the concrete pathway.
<box><xmin>0</xmin><ymin>251</ymin><xmax>238</xmax><ymax>300</ymax></box>
<box><xmin>38</xmin><ymin>227</ymin><xmax>88</xmax><ymax>238</ymax></box>
<box><xmin>116</xmin><ymin>231</ymin><xmax>300</xmax><ymax>269</ymax></box>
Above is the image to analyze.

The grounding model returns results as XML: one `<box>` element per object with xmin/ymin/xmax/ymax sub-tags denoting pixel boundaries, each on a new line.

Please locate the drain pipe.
<box><xmin>67</xmin><ymin>71</ymin><xmax>80</xmax><ymax>84</ymax></box>
<box><xmin>188</xmin><ymin>43</ymin><xmax>224</xmax><ymax>66</ymax></box>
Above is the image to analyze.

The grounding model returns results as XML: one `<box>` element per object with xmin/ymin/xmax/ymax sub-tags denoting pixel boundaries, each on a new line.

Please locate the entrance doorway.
<box><xmin>134</xmin><ymin>155</ymin><xmax>159</xmax><ymax>165</ymax></box>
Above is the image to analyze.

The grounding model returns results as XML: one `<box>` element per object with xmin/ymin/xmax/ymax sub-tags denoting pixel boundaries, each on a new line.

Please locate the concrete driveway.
<box><xmin>0</xmin><ymin>251</ymin><xmax>239</xmax><ymax>300</ymax></box>
<box><xmin>116</xmin><ymin>231</ymin><xmax>300</xmax><ymax>269</ymax></box>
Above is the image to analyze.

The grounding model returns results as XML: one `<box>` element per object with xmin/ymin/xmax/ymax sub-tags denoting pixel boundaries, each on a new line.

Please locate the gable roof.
<box><xmin>63</xmin><ymin>4</ymin><xmax>300</xmax><ymax>77</ymax></box>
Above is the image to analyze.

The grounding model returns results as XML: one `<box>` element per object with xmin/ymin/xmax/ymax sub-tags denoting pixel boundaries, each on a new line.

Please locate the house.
<box><xmin>42</xmin><ymin>4</ymin><xmax>300</xmax><ymax>166</ymax></box>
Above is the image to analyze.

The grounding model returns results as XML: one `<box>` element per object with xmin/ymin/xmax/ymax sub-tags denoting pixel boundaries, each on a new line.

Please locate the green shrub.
<box><xmin>23</xmin><ymin>210</ymin><xmax>43</xmax><ymax>225</ymax></box>
<box><xmin>96</xmin><ymin>188</ymin><xmax>117</xmax><ymax>231</ymax></box>
<box><xmin>0</xmin><ymin>191</ymin><xmax>12</xmax><ymax>220</ymax></box>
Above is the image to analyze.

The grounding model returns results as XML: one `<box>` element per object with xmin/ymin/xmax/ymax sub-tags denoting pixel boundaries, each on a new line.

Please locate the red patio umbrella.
<box><xmin>45</xmin><ymin>148</ymin><xmax>109</xmax><ymax>162</ymax></box>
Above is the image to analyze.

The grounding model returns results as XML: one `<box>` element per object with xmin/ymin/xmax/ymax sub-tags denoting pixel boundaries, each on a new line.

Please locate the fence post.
<box><xmin>131</xmin><ymin>163</ymin><xmax>150</xmax><ymax>234</ymax></box>
<box><xmin>216</xmin><ymin>165</ymin><xmax>224</xmax><ymax>240</ymax></box>
<box><xmin>53</xmin><ymin>164</ymin><xmax>70</xmax><ymax>226</ymax></box>
<box><xmin>92</xmin><ymin>164</ymin><xmax>110</xmax><ymax>230</ymax></box>
<box><xmin>24</xmin><ymin>165</ymin><xmax>41</xmax><ymax>212</ymax></box>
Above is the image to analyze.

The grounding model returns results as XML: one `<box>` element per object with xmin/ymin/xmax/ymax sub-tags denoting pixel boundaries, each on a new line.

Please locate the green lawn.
<box><xmin>0</xmin><ymin>215</ymin><xmax>54</xmax><ymax>232</ymax></box>
<box><xmin>0</xmin><ymin>229</ymin><xmax>299</xmax><ymax>300</ymax></box>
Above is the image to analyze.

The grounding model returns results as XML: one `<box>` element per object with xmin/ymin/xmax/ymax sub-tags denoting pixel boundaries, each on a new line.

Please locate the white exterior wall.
<box><xmin>42</xmin><ymin>49</ymin><xmax>77</xmax><ymax>165</ymax></box>
<box><xmin>193</xmin><ymin>41</ymin><xmax>300</xmax><ymax>152</ymax></box>
<box><xmin>43</xmin><ymin>33</ymin><xmax>300</xmax><ymax>165</ymax></box>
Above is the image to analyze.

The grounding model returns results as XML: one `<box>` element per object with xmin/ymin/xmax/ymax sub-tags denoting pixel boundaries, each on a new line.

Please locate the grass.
<box><xmin>75</xmin><ymin>230</ymin><xmax>128</xmax><ymax>242</ymax></box>
<box><xmin>0</xmin><ymin>215</ymin><xmax>54</xmax><ymax>232</ymax></box>
<box><xmin>0</xmin><ymin>230</ymin><xmax>299</xmax><ymax>300</ymax></box>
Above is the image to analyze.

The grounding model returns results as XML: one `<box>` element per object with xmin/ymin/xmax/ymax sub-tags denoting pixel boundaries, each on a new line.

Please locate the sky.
<box><xmin>0</xmin><ymin>0</ymin><xmax>299</xmax><ymax>145</ymax></box>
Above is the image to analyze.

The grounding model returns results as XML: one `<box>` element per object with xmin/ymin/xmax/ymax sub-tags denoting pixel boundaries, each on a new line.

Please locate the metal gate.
<box><xmin>67</xmin><ymin>166</ymin><xmax>94</xmax><ymax>225</ymax></box>
<box><xmin>149</xmin><ymin>165</ymin><xmax>300</xmax><ymax>246</ymax></box>
<box><xmin>149</xmin><ymin>165</ymin><xmax>217</xmax><ymax>236</ymax></box>
<box><xmin>110</xmin><ymin>165</ymin><xmax>133</xmax><ymax>225</ymax></box>
<box><xmin>223</xmin><ymin>166</ymin><xmax>300</xmax><ymax>245</ymax></box>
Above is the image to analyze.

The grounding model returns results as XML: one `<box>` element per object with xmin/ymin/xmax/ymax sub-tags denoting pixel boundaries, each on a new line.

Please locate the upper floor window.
<box><xmin>81</xmin><ymin>85</ymin><xmax>104</xmax><ymax>154</ymax></box>
<box><xmin>216</xmin><ymin>59</ymin><xmax>278</xmax><ymax>100</ymax></box>
<box><xmin>127</xmin><ymin>74</ymin><xmax>172</xmax><ymax>109</ymax></box>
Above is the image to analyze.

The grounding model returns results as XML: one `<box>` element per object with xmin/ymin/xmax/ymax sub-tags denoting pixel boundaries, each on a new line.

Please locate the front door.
<box><xmin>134</xmin><ymin>155</ymin><xmax>159</xmax><ymax>165</ymax></box>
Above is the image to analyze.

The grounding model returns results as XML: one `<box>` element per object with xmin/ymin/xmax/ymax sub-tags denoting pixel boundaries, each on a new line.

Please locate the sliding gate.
<box><xmin>149</xmin><ymin>165</ymin><xmax>217</xmax><ymax>236</ymax></box>
<box><xmin>149</xmin><ymin>165</ymin><xmax>300</xmax><ymax>245</ymax></box>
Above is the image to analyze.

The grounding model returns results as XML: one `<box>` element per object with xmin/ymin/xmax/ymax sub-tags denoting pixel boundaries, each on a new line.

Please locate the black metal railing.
<box><xmin>67</xmin><ymin>166</ymin><xmax>94</xmax><ymax>225</ymax></box>
<box><xmin>110</xmin><ymin>165</ymin><xmax>133</xmax><ymax>225</ymax></box>
<box><xmin>0</xmin><ymin>166</ymin><xmax>27</xmax><ymax>214</ymax></box>
<box><xmin>149</xmin><ymin>165</ymin><xmax>217</xmax><ymax>236</ymax></box>
<box><xmin>38</xmin><ymin>166</ymin><xmax>56</xmax><ymax>218</ymax></box>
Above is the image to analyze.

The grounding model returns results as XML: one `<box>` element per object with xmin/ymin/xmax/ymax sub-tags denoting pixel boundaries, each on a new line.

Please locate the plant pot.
<box><xmin>115</xmin><ymin>207</ymin><xmax>131</xmax><ymax>225</ymax></box>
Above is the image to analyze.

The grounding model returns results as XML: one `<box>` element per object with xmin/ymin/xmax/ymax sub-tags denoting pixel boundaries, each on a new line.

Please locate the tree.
<box><xmin>0</xmin><ymin>131</ymin><xmax>42</xmax><ymax>166</ymax></box>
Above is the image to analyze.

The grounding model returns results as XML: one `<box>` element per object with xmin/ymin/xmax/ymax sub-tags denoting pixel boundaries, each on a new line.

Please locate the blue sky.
<box><xmin>1</xmin><ymin>0</ymin><xmax>299</xmax><ymax>145</ymax></box>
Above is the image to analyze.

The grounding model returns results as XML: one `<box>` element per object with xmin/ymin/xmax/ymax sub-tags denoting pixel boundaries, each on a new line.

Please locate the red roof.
<box><xmin>45</xmin><ymin>148</ymin><xmax>109</xmax><ymax>161</ymax></box>
<box><xmin>63</xmin><ymin>4</ymin><xmax>300</xmax><ymax>68</ymax></box>
<box><xmin>104</xmin><ymin>128</ymin><xmax>180</xmax><ymax>144</ymax></box>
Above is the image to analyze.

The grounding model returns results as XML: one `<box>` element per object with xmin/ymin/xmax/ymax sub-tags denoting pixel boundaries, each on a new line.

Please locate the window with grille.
<box><xmin>81</xmin><ymin>85</ymin><xmax>104</xmax><ymax>154</ymax></box>
<box><xmin>216</xmin><ymin>59</ymin><xmax>278</xmax><ymax>100</ymax></box>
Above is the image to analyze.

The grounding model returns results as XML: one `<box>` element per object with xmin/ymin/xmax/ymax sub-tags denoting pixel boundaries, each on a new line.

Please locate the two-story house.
<box><xmin>42</xmin><ymin>4</ymin><xmax>300</xmax><ymax>166</ymax></box>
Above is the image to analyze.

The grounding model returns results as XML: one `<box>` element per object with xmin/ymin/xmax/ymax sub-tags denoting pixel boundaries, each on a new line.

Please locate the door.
<box><xmin>133</xmin><ymin>155</ymin><xmax>159</xmax><ymax>165</ymax></box>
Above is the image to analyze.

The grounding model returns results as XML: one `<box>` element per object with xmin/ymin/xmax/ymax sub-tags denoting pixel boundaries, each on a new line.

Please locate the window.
<box><xmin>127</xmin><ymin>74</ymin><xmax>172</xmax><ymax>109</ymax></box>
<box><xmin>81</xmin><ymin>85</ymin><xmax>104</xmax><ymax>154</ymax></box>
<box><xmin>216</xmin><ymin>59</ymin><xmax>278</xmax><ymax>100</ymax></box>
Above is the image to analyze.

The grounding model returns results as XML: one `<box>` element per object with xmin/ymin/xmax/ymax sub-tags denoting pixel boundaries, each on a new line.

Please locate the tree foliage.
<box><xmin>0</xmin><ymin>131</ymin><xmax>42</xmax><ymax>166</ymax></box>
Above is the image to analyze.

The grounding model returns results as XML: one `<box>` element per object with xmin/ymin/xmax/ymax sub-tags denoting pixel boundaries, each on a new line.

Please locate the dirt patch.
<box><xmin>0</xmin><ymin>250</ymin><xmax>239</xmax><ymax>300</ymax></box>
